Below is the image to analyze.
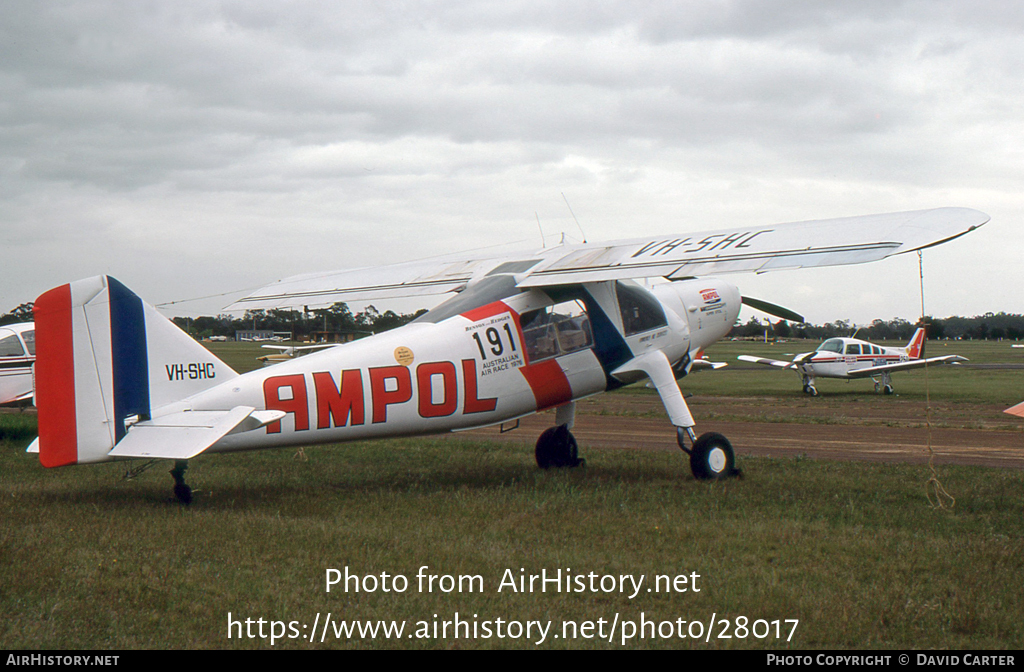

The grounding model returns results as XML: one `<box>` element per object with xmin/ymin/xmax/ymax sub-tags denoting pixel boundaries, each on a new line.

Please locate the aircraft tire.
<box><xmin>535</xmin><ymin>425</ymin><xmax>582</xmax><ymax>469</ymax></box>
<box><xmin>689</xmin><ymin>432</ymin><xmax>738</xmax><ymax>481</ymax></box>
<box><xmin>808</xmin><ymin>386</ymin><xmax>818</xmax><ymax>397</ymax></box>
<box><xmin>883</xmin><ymin>385</ymin><xmax>894</xmax><ymax>395</ymax></box>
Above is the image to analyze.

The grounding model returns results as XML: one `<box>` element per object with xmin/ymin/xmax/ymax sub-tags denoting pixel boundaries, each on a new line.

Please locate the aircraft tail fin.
<box><xmin>905</xmin><ymin>326</ymin><xmax>926</xmax><ymax>359</ymax></box>
<box><xmin>33</xmin><ymin>276</ymin><xmax>238</xmax><ymax>468</ymax></box>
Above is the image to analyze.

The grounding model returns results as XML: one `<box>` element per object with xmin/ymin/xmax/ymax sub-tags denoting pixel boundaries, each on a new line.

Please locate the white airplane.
<box><xmin>257</xmin><ymin>343</ymin><xmax>339</xmax><ymax>367</ymax></box>
<box><xmin>0</xmin><ymin>322</ymin><xmax>35</xmax><ymax>407</ymax></box>
<box><xmin>27</xmin><ymin>207</ymin><xmax>988</xmax><ymax>502</ymax></box>
<box><xmin>737</xmin><ymin>328</ymin><xmax>967</xmax><ymax>396</ymax></box>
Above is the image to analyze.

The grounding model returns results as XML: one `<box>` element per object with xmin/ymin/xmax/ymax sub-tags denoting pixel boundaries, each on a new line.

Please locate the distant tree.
<box><xmin>0</xmin><ymin>302</ymin><xmax>34</xmax><ymax>326</ymax></box>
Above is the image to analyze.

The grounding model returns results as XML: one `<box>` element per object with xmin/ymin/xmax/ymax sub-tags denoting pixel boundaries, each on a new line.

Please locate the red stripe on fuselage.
<box><xmin>33</xmin><ymin>284</ymin><xmax>78</xmax><ymax>467</ymax></box>
<box><xmin>460</xmin><ymin>301</ymin><xmax>512</xmax><ymax>322</ymax></box>
<box><xmin>519</xmin><ymin>359</ymin><xmax>573</xmax><ymax>411</ymax></box>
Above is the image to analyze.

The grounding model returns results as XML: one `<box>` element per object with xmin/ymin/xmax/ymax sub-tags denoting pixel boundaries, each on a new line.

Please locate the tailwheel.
<box><xmin>689</xmin><ymin>432</ymin><xmax>740</xmax><ymax>481</ymax></box>
<box><xmin>535</xmin><ymin>424</ymin><xmax>583</xmax><ymax>469</ymax></box>
<box><xmin>170</xmin><ymin>460</ymin><xmax>193</xmax><ymax>505</ymax></box>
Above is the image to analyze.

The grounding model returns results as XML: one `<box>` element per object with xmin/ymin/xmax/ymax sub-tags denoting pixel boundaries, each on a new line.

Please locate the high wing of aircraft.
<box><xmin>0</xmin><ymin>322</ymin><xmax>35</xmax><ymax>407</ymax></box>
<box><xmin>737</xmin><ymin>327</ymin><xmax>967</xmax><ymax>396</ymax></box>
<box><xmin>29</xmin><ymin>207</ymin><xmax>988</xmax><ymax>502</ymax></box>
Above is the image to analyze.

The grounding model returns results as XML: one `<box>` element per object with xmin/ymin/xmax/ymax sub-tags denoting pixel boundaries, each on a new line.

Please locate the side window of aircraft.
<box><xmin>0</xmin><ymin>333</ymin><xmax>25</xmax><ymax>357</ymax></box>
<box><xmin>616</xmin><ymin>281</ymin><xmax>667</xmax><ymax>336</ymax></box>
<box><xmin>846</xmin><ymin>344</ymin><xmax>861</xmax><ymax>355</ymax></box>
<box><xmin>21</xmin><ymin>330</ymin><xmax>35</xmax><ymax>355</ymax></box>
<box><xmin>871</xmin><ymin>345</ymin><xmax>880</xmax><ymax>355</ymax></box>
<box><xmin>520</xmin><ymin>300</ymin><xmax>593</xmax><ymax>363</ymax></box>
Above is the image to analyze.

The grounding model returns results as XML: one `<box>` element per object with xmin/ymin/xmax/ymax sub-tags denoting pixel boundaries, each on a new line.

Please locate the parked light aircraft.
<box><xmin>0</xmin><ymin>322</ymin><xmax>35</xmax><ymax>407</ymax></box>
<box><xmin>737</xmin><ymin>328</ymin><xmax>966</xmax><ymax>396</ymax></box>
<box><xmin>257</xmin><ymin>343</ymin><xmax>338</xmax><ymax>367</ymax></box>
<box><xmin>28</xmin><ymin>207</ymin><xmax>988</xmax><ymax>502</ymax></box>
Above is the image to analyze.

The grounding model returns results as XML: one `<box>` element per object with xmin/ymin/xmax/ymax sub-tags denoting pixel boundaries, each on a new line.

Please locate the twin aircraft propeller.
<box><xmin>28</xmin><ymin>207</ymin><xmax>990</xmax><ymax>502</ymax></box>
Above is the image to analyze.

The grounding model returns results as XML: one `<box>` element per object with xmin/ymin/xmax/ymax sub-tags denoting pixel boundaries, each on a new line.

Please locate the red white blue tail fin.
<box><xmin>905</xmin><ymin>327</ymin><xmax>926</xmax><ymax>359</ymax></box>
<box><xmin>33</xmin><ymin>276</ymin><xmax>238</xmax><ymax>467</ymax></box>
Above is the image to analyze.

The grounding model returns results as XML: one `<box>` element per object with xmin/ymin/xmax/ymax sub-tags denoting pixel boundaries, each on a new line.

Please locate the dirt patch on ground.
<box><xmin>454</xmin><ymin>393</ymin><xmax>1024</xmax><ymax>470</ymax></box>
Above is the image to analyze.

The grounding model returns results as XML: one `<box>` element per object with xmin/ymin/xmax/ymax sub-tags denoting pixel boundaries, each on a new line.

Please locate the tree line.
<box><xmin>4</xmin><ymin>300</ymin><xmax>1024</xmax><ymax>342</ymax></box>
<box><xmin>731</xmin><ymin>313</ymin><xmax>1024</xmax><ymax>341</ymax></box>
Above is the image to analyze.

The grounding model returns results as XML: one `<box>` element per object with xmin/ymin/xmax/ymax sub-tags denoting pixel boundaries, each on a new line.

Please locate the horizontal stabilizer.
<box><xmin>107</xmin><ymin>406</ymin><xmax>285</xmax><ymax>460</ymax></box>
<box><xmin>26</xmin><ymin>438</ymin><xmax>39</xmax><ymax>454</ymax></box>
<box><xmin>1005</xmin><ymin>401</ymin><xmax>1024</xmax><ymax>418</ymax></box>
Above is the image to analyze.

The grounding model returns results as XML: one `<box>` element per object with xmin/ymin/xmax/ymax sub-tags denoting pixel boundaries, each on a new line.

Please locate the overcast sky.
<box><xmin>1</xmin><ymin>1</ymin><xmax>1021</xmax><ymax>326</ymax></box>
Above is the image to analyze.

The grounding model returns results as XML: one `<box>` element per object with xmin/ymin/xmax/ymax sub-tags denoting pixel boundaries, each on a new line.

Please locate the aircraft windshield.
<box><xmin>817</xmin><ymin>339</ymin><xmax>844</xmax><ymax>354</ymax></box>
<box><xmin>0</xmin><ymin>333</ymin><xmax>25</xmax><ymax>358</ymax></box>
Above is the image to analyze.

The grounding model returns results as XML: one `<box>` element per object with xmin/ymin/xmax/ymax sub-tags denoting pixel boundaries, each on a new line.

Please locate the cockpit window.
<box><xmin>817</xmin><ymin>339</ymin><xmax>843</xmax><ymax>354</ymax></box>
<box><xmin>616</xmin><ymin>281</ymin><xmax>667</xmax><ymax>336</ymax></box>
<box><xmin>0</xmin><ymin>333</ymin><xmax>25</xmax><ymax>358</ymax></box>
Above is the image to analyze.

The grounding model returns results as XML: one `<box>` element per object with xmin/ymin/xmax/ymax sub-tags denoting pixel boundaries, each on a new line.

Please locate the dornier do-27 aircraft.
<box><xmin>29</xmin><ymin>208</ymin><xmax>988</xmax><ymax>502</ymax></box>
<box><xmin>0</xmin><ymin>322</ymin><xmax>35</xmax><ymax>407</ymax></box>
<box><xmin>737</xmin><ymin>327</ymin><xmax>967</xmax><ymax>396</ymax></box>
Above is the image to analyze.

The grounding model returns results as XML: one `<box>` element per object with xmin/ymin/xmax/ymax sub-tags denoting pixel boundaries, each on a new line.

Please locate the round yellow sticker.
<box><xmin>394</xmin><ymin>347</ymin><xmax>414</xmax><ymax>366</ymax></box>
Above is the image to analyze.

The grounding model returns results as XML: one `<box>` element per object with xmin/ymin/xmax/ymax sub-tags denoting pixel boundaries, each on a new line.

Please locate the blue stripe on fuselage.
<box><xmin>108</xmin><ymin>277</ymin><xmax>150</xmax><ymax>443</ymax></box>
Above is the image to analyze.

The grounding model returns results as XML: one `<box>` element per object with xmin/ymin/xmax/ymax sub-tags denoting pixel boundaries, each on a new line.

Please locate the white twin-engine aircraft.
<box><xmin>29</xmin><ymin>207</ymin><xmax>988</xmax><ymax>502</ymax></box>
<box><xmin>737</xmin><ymin>328</ymin><xmax>967</xmax><ymax>396</ymax></box>
<box><xmin>0</xmin><ymin>322</ymin><xmax>35</xmax><ymax>407</ymax></box>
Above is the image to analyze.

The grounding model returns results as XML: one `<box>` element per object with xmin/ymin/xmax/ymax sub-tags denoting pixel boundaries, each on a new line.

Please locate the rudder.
<box><xmin>33</xmin><ymin>276</ymin><xmax>237</xmax><ymax>467</ymax></box>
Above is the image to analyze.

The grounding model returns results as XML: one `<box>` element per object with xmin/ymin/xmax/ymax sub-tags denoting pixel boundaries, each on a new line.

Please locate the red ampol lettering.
<box><xmin>313</xmin><ymin>370</ymin><xmax>365</xmax><ymax>429</ymax></box>
<box><xmin>369</xmin><ymin>365</ymin><xmax>412</xmax><ymax>423</ymax></box>
<box><xmin>264</xmin><ymin>374</ymin><xmax>309</xmax><ymax>434</ymax></box>
<box><xmin>462</xmin><ymin>359</ymin><xmax>497</xmax><ymax>414</ymax></box>
<box><xmin>416</xmin><ymin>362</ymin><xmax>458</xmax><ymax>418</ymax></box>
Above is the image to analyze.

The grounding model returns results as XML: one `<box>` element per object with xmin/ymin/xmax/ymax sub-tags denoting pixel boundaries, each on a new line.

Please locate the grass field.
<box><xmin>3</xmin><ymin>413</ymin><xmax>1023</xmax><ymax>649</ymax></box>
<box><xmin>2</xmin><ymin>337</ymin><xmax>1022</xmax><ymax>649</ymax></box>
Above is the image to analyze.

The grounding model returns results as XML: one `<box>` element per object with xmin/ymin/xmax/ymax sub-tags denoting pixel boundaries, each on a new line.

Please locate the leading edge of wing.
<box><xmin>844</xmin><ymin>355</ymin><xmax>968</xmax><ymax>378</ymax></box>
<box><xmin>228</xmin><ymin>207</ymin><xmax>987</xmax><ymax>309</ymax></box>
<box><xmin>518</xmin><ymin>207</ymin><xmax>989</xmax><ymax>286</ymax></box>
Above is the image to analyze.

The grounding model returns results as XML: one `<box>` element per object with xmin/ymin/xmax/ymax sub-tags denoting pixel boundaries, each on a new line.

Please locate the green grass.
<box><xmin>680</xmin><ymin>339</ymin><xmax>1024</xmax><ymax>405</ymax></box>
<box><xmin>3</xmin><ymin>412</ymin><xmax>1022</xmax><ymax>650</ymax></box>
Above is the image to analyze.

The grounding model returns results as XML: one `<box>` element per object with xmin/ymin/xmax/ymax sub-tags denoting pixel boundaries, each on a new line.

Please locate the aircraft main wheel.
<box><xmin>808</xmin><ymin>385</ymin><xmax>818</xmax><ymax>397</ymax></box>
<box><xmin>535</xmin><ymin>425</ymin><xmax>582</xmax><ymax>469</ymax></box>
<box><xmin>883</xmin><ymin>384</ymin><xmax>894</xmax><ymax>395</ymax></box>
<box><xmin>689</xmin><ymin>432</ymin><xmax>738</xmax><ymax>481</ymax></box>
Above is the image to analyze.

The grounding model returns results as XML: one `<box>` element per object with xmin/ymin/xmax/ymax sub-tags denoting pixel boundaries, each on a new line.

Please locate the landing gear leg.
<box><xmin>170</xmin><ymin>460</ymin><xmax>192</xmax><ymax>505</ymax></box>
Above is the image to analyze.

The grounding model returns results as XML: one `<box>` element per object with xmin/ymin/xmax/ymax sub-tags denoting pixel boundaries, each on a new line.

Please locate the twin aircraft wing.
<box><xmin>227</xmin><ymin>208</ymin><xmax>989</xmax><ymax>310</ymax></box>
